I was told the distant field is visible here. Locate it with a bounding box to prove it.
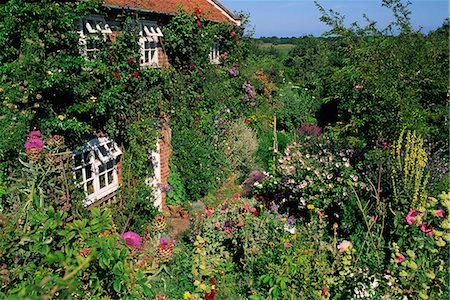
[258,43,295,56]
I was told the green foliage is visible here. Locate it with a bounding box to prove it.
[274,87,321,131]
[0,206,151,298]
[166,163,188,206]
[386,192,450,300]
[171,127,227,201]
[312,2,448,143]
[223,119,259,180]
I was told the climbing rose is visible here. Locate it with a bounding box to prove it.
[127,57,134,64]
[114,72,119,78]
[396,253,405,263]
[337,240,352,254]
[121,231,142,249]
[406,209,424,225]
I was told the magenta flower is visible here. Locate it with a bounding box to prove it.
[121,231,142,249]
[406,209,424,225]
[28,130,43,138]
[396,253,405,264]
[159,236,171,246]
[419,222,434,236]
[24,138,44,150]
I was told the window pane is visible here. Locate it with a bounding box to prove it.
[74,154,82,167]
[75,169,83,183]
[99,163,105,174]
[83,151,92,163]
[99,174,106,189]
[85,165,92,179]
[106,160,114,170]
[87,180,94,195]
[108,170,114,184]
[98,145,108,157]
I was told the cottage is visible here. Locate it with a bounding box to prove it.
[74,0,240,208]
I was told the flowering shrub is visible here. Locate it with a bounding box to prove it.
[253,134,368,219]
[385,192,450,299]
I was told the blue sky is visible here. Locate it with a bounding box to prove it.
[221,0,449,37]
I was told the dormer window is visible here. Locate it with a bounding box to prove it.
[139,21,163,67]
[209,42,220,64]
[73,137,122,207]
[78,15,112,59]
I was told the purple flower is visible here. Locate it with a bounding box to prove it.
[160,236,171,246]
[24,138,44,150]
[161,185,173,193]
[121,231,142,249]
[229,67,239,76]
[28,130,43,138]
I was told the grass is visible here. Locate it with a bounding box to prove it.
[257,43,295,56]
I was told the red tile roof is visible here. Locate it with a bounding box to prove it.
[103,0,240,25]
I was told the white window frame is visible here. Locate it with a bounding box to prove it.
[138,21,163,67]
[78,15,112,59]
[209,42,220,64]
[73,137,122,207]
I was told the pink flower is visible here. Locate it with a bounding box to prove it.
[233,193,240,199]
[353,85,363,89]
[435,209,445,218]
[237,221,244,227]
[406,209,424,225]
[214,222,221,228]
[419,222,434,236]
[159,236,171,246]
[337,240,352,254]
[24,137,44,150]
[28,130,42,138]
[396,253,405,263]
[121,231,142,249]
[205,208,214,216]
[284,241,290,248]
[243,204,251,211]
[197,20,202,27]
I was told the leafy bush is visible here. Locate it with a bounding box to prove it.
[223,119,259,180]
[171,127,228,201]
[0,207,151,298]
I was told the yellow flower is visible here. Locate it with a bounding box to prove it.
[307,204,314,210]
[183,291,191,299]
[58,115,66,121]
[292,234,297,240]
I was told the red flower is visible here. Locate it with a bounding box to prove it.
[127,57,134,64]
[233,61,239,67]
[396,253,405,263]
[197,20,202,27]
[194,7,202,15]
[210,277,216,285]
[114,72,119,78]
[253,211,259,217]
[133,71,139,77]
[233,193,240,199]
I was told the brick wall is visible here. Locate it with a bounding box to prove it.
[158,113,171,209]
[158,47,169,68]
